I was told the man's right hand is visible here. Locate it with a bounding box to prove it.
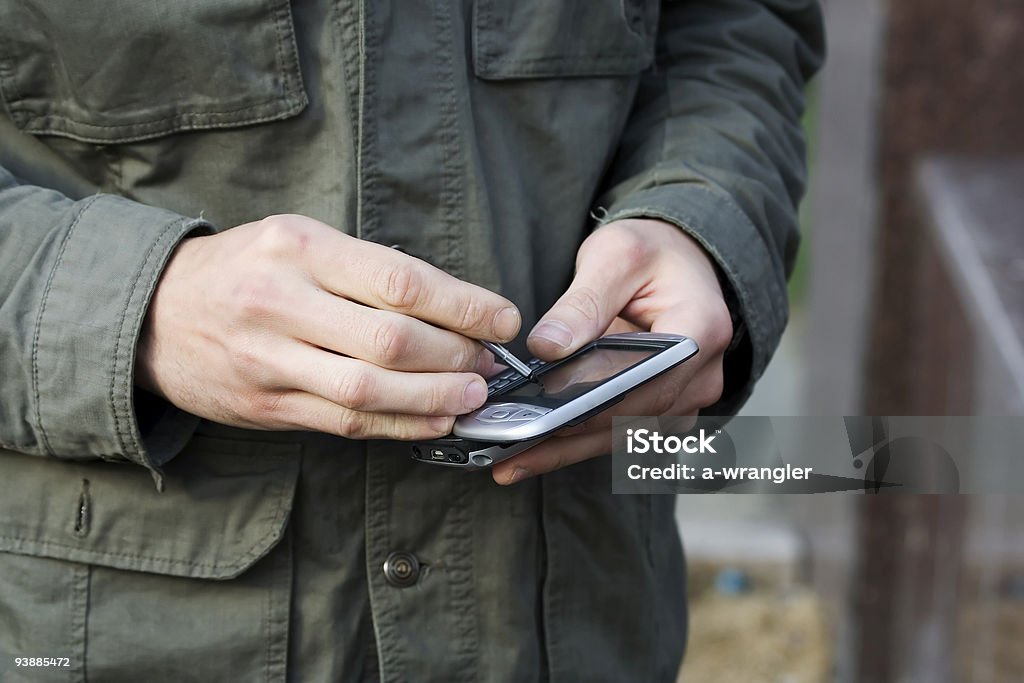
[134,214,520,440]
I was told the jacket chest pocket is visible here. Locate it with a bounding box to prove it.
[472,0,659,79]
[0,0,307,143]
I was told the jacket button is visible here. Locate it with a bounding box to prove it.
[382,551,420,588]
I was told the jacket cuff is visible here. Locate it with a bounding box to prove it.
[33,193,211,484]
[599,183,788,415]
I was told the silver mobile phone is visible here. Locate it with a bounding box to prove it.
[411,332,699,469]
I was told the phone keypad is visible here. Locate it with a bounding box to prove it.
[486,357,547,396]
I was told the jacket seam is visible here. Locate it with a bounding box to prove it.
[435,0,464,278]
[0,52,16,120]
[31,195,101,457]
[273,0,307,103]
[10,101,307,145]
[9,97,301,130]
[108,216,183,462]
[0,440,41,453]
[355,0,379,242]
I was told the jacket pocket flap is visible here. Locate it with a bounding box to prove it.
[0,0,307,143]
[0,435,300,579]
[473,0,657,80]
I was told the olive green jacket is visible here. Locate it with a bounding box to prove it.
[0,1,823,681]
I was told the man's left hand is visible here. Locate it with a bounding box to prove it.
[492,218,734,485]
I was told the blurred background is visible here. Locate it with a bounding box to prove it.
[675,0,1024,681]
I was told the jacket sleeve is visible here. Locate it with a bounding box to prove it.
[0,164,212,484]
[595,0,825,414]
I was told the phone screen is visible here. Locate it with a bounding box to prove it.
[500,348,659,403]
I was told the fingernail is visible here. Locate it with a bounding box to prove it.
[493,307,521,341]
[463,379,487,410]
[529,320,573,350]
[507,466,531,485]
[430,416,453,433]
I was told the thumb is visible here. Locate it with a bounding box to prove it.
[527,257,639,360]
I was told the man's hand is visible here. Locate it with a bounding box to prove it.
[136,214,519,440]
[492,218,733,484]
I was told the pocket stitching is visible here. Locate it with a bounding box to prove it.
[271,0,307,109]
[9,97,308,144]
[0,53,19,122]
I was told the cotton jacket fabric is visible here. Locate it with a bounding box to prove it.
[0,1,823,680]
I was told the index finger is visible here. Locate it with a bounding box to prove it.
[313,235,520,342]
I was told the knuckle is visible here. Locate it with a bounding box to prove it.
[609,225,651,268]
[249,389,285,419]
[372,320,409,366]
[230,274,280,319]
[255,215,308,257]
[585,223,650,269]
[231,339,268,382]
[377,264,423,310]
[453,341,480,372]
[389,417,419,441]
[335,410,366,439]
[430,416,455,436]
[561,286,602,324]
[336,368,375,410]
[705,301,734,353]
[425,381,455,415]
[454,297,489,333]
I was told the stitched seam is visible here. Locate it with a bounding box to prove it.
[0,52,17,120]
[474,0,494,72]
[333,0,361,130]
[115,219,197,463]
[265,543,272,683]
[0,440,42,453]
[68,563,90,682]
[31,196,101,457]
[109,216,182,461]
[0,445,142,460]
[9,97,299,131]
[365,445,396,679]
[449,470,478,682]
[435,0,463,277]
[357,1,380,241]
[484,53,647,66]
[270,0,294,103]
[273,0,307,103]
[11,102,305,145]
